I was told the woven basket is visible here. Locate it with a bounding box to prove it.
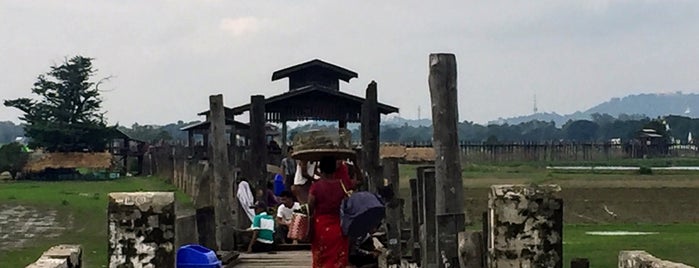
[291,129,356,161]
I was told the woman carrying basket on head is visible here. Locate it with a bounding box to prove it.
[307,155,351,268]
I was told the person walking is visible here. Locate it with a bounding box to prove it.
[307,156,349,268]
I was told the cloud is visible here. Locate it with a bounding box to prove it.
[219,16,263,36]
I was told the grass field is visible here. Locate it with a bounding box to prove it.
[1,161,698,267]
[0,177,192,267]
[564,224,699,267]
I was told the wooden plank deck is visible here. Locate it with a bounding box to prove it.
[229,250,312,267]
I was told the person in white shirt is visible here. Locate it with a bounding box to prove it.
[291,160,319,203]
[276,190,302,244]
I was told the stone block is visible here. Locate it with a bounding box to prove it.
[619,250,694,268]
[26,244,81,268]
[108,192,176,268]
[487,184,563,268]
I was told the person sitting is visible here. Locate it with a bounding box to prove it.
[246,201,276,253]
[275,190,302,244]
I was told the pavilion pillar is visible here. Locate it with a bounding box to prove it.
[429,53,467,267]
[361,81,381,192]
[250,95,267,190]
[210,94,236,250]
[281,121,288,156]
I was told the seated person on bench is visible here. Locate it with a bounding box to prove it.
[246,201,275,253]
[275,190,301,244]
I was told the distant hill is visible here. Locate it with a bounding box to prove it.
[491,92,699,126]
[382,116,432,127]
[0,121,24,144]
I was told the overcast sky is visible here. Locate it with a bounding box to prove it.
[2,0,699,126]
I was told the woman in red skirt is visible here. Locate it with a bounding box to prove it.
[307,156,350,268]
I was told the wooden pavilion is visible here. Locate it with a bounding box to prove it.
[198,58,398,191]
[199,59,398,148]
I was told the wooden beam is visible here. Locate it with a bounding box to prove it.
[209,94,236,250]
[361,81,381,192]
[382,157,402,265]
[429,53,466,267]
[281,121,288,157]
[418,166,437,268]
[409,178,421,263]
[250,95,267,190]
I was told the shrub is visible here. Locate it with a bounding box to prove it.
[638,166,653,175]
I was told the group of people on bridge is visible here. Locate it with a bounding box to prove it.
[237,146,384,268]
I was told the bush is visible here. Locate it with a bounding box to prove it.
[638,166,653,175]
[0,142,28,179]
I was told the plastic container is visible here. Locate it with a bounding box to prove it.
[273,174,285,196]
[176,244,221,268]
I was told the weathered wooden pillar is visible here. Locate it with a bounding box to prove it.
[458,231,483,268]
[409,178,421,263]
[382,157,402,264]
[487,185,563,268]
[361,81,381,192]
[281,121,288,156]
[210,94,236,251]
[108,192,176,267]
[250,95,267,189]
[418,166,437,268]
[429,53,466,267]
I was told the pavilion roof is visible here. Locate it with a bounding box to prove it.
[198,84,398,123]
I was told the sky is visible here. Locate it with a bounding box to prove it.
[1,0,699,126]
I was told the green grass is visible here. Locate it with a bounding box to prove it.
[564,224,699,267]
[0,177,192,267]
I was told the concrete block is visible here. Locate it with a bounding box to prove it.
[619,250,694,268]
[108,192,176,268]
[25,244,81,268]
[487,184,563,268]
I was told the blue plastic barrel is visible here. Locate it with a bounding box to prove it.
[177,244,221,268]
[274,173,285,196]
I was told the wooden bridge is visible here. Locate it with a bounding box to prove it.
[227,251,312,267]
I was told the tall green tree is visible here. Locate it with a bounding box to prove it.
[4,56,113,152]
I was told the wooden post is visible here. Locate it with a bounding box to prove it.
[361,81,381,192]
[409,178,421,263]
[571,258,590,268]
[419,166,437,268]
[250,95,267,190]
[429,53,466,267]
[457,231,483,268]
[382,157,402,264]
[281,121,288,157]
[209,94,236,251]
